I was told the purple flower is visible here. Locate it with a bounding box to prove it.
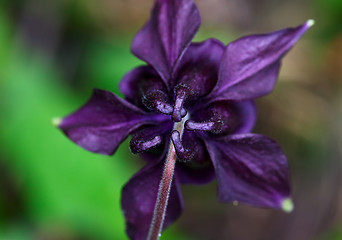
[56,0,313,239]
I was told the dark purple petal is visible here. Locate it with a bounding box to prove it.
[176,130,216,185]
[121,161,183,240]
[190,100,257,136]
[212,20,313,101]
[205,134,291,209]
[172,38,225,96]
[119,66,167,109]
[131,0,201,87]
[216,61,281,101]
[59,89,165,155]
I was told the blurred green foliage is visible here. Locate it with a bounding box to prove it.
[0,5,132,239]
[0,28,127,240]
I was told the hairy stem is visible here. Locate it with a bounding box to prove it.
[147,115,188,240]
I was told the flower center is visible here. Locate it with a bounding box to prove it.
[130,89,225,162]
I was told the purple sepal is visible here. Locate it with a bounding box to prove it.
[121,161,183,240]
[205,134,291,208]
[172,39,225,96]
[59,89,161,155]
[213,21,312,101]
[131,0,201,86]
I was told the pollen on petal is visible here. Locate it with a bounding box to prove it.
[281,198,294,213]
[51,117,62,127]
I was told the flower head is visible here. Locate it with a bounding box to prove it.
[57,0,312,239]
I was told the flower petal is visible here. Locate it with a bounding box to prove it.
[121,161,183,240]
[213,20,313,101]
[59,89,164,155]
[190,100,257,135]
[173,38,225,99]
[119,66,167,109]
[131,0,201,87]
[205,134,291,209]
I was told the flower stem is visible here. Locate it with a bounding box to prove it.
[147,116,188,240]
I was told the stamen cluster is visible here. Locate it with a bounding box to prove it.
[130,86,224,162]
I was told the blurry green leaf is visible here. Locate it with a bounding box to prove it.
[82,36,143,96]
[0,3,13,80]
[0,39,140,239]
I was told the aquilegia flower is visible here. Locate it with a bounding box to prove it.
[56,0,313,239]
